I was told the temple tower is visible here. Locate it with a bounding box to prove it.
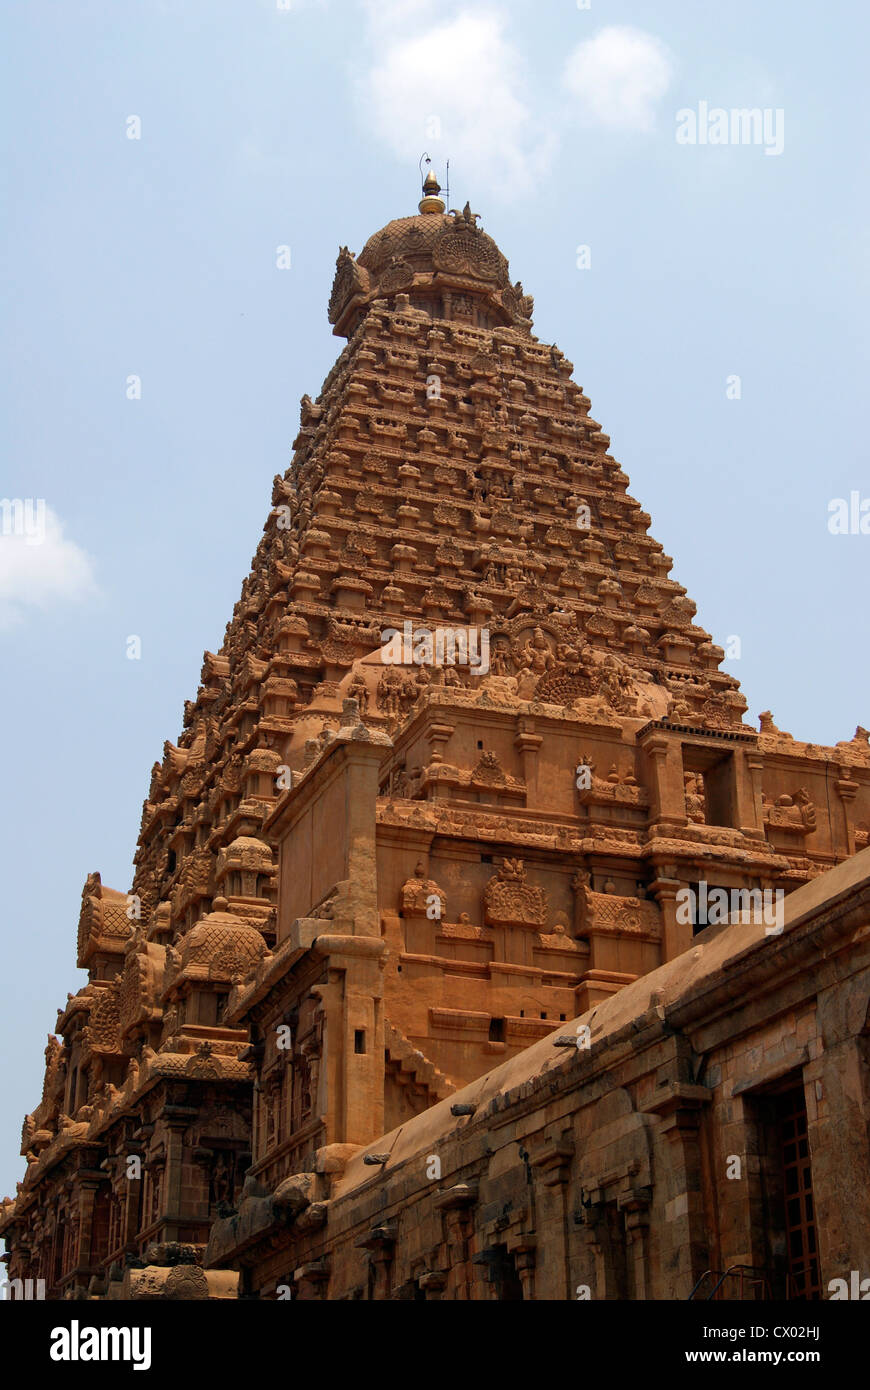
[3,177,868,1299]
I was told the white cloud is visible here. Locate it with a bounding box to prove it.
[0,504,98,629]
[563,26,674,132]
[359,9,555,201]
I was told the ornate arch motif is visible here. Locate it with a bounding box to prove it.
[434,224,501,281]
[379,256,414,293]
[483,860,548,930]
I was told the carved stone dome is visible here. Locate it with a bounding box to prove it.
[359,212,506,281]
[175,900,267,984]
[328,204,534,339]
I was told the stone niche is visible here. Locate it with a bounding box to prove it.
[639,722,762,838]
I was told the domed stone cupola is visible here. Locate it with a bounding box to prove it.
[160,898,269,1033]
[328,170,534,339]
[173,898,268,986]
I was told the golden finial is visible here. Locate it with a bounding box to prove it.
[419,165,446,215]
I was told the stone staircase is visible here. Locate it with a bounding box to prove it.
[384,1020,457,1112]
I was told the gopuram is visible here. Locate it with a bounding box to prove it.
[3,172,870,1301]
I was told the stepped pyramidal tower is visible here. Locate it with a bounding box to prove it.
[3,173,869,1302]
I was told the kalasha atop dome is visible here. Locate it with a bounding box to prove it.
[328,170,534,339]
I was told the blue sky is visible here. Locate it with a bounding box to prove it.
[1,0,867,1196]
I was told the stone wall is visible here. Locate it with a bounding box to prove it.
[208,848,870,1299]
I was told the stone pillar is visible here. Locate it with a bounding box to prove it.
[835,773,859,856]
[643,1082,712,1297]
[650,874,689,962]
[434,1182,477,1301]
[734,749,764,838]
[77,1178,101,1282]
[619,1186,652,1300]
[251,1078,261,1165]
[425,721,455,768]
[419,1270,446,1300]
[642,734,687,832]
[294,1259,330,1300]
[570,1214,600,1301]
[507,1236,536,1301]
[745,753,767,839]
[529,1140,574,1299]
[161,1105,197,1239]
[142,1155,163,1235]
[122,1145,144,1250]
[804,982,870,1285]
[514,723,543,803]
[359,1224,397,1300]
[576,1198,620,1299]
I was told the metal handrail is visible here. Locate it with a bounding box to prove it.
[688,1264,778,1301]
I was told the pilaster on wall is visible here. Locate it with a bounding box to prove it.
[434,1182,477,1301]
[76,1177,102,1288]
[744,752,767,839]
[528,1139,573,1300]
[122,1146,144,1250]
[835,773,860,857]
[161,1105,198,1240]
[650,875,690,963]
[641,733,687,833]
[620,1185,652,1301]
[805,975,870,1286]
[642,1082,712,1297]
[514,719,543,803]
